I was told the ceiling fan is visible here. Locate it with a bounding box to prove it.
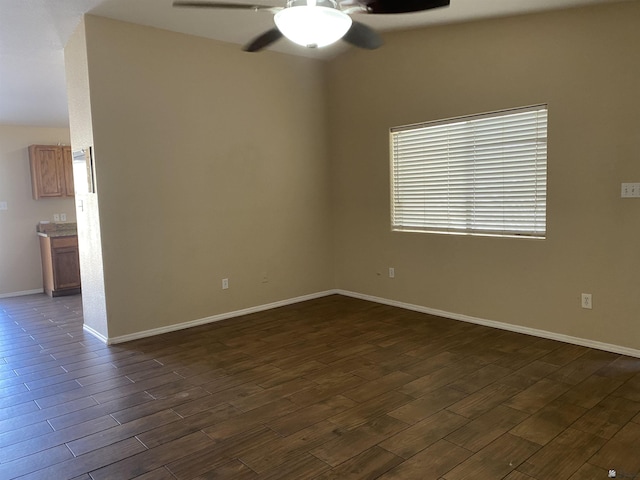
[172,0,450,52]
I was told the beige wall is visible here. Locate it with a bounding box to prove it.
[327,2,640,350]
[72,16,333,338]
[0,125,74,297]
[65,3,640,350]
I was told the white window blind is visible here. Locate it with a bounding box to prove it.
[390,105,548,238]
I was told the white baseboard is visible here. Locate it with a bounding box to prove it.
[103,290,338,345]
[82,287,640,358]
[82,324,109,344]
[0,288,44,299]
[336,289,640,359]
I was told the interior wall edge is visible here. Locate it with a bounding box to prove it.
[83,282,640,359]
[98,289,340,345]
[335,289,640,360]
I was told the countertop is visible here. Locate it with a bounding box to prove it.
[37,231,77,238]
[36,222,77,238]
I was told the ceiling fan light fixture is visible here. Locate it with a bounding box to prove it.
[274,5,352,48]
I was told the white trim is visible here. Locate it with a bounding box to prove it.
[0,289,44,299]
[104,290,338,345]
[82,324,109,344]
[82,287,640,358]
[336,289,640,359]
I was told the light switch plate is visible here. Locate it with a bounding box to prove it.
[0,201,7,210]
[621,183,640,198]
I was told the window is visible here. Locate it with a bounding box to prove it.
[390,105,548,238]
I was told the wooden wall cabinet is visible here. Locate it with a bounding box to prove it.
[29,145,74,199]
[39,235,81,297]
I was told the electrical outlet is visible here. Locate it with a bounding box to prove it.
[53,213,60,221]
[389,267,395,278]
[0,201,7,210]
[60,213,67,222]
[222,278,229,290]
[581,293,592,309]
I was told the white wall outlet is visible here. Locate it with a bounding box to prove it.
[60,213,67,221]
[0,201,7,210]
[53,213,60,221]
[581,293,592,309]
[222,278,229,290]
[389,267,395,278]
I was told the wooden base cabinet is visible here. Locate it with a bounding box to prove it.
[39,236,81,297]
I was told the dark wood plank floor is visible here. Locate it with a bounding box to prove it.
[1,293,639,479]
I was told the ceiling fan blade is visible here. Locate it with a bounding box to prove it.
[342,21,383,50]
[360,0,449,14]
[243,28,283,52]
[172,1,277,11]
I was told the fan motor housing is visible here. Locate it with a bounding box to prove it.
[286,0,341,10]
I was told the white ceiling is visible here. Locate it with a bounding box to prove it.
[0,0,631,127]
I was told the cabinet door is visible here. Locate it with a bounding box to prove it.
[51,245,81,290]
[29,145,65,199]
[62,146,75,197]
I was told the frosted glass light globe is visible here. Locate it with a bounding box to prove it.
[274,5,352,48]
